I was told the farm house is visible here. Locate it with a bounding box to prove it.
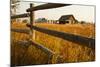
[59,14,77,24]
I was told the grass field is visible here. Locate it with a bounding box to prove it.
[11,22,95,65]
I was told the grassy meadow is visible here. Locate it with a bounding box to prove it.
[11,22,95,65]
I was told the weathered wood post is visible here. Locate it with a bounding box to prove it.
[29,3,35,40]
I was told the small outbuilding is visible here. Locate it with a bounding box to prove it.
[59,14,76,24]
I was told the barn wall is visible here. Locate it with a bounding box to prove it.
[69,16,75,24]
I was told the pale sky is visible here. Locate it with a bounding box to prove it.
[15,1,95,22]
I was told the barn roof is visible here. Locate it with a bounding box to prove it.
[59,14,75,21]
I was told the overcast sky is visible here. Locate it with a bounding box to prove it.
[15,1,95,22]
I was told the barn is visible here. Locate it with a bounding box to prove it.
[59,14,76,24]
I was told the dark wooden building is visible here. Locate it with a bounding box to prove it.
[59,14,76,24]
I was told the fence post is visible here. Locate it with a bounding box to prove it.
[29,3,35,40]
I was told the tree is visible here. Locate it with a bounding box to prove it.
[11,0,20,15]
[11,0,20,23]
[35,18,47,23]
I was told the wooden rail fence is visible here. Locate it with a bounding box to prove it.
[26,24,95,49]
[11,13,30,19]
[11,3,95,65]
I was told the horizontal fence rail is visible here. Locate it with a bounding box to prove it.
[27,24,95,49]
[11,28,30,34]
[14,40,54,55]
[29,40,55,55]
[11,13,30,19]
[13,40,57,64]
[27,3,71,12]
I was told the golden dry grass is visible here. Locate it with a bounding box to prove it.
[35,23,95,62]
[11,22,95,65]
